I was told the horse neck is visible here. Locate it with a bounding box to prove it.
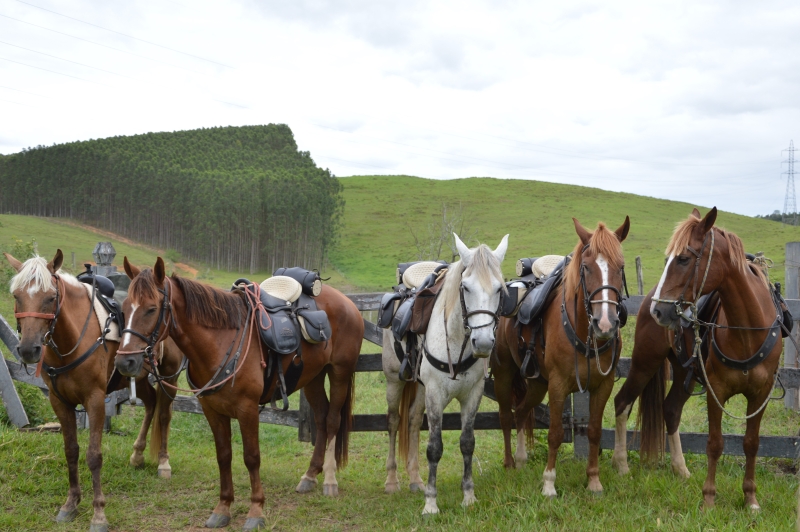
[716,261,776,338]
[428,289,467,356]
[48,280,101,362]
[563,281,590,340]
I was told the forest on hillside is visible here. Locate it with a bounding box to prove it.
[0,125,343,273]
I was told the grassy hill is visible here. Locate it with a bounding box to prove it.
[331,175,800,290]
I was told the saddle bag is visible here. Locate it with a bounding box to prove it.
[392,296,415,342]
[258,307,300,355]
[378,291,403,329]
[409,272,447,334]
[297,309,331,343]
[273,267,322,297]
[515,257,538,277]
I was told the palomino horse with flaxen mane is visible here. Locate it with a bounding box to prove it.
[613,208,784,510]
[389,234,508,515]
[116,257,363,530]
[5,250,183,532]
[492,217,630,496]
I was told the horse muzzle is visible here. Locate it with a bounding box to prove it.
[651,301,680,329]
[16,341,42,365]
[115,353,144,377]
[470,333,495,358]
[590,314,619,339]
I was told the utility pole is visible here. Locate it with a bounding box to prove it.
[782,140,797,226]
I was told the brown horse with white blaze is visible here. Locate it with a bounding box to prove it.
[492,217,629,496]
[5,250,183,532]
[116,257,363,530]
[617,208,782,511]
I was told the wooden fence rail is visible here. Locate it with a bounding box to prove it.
[2,293,799,458]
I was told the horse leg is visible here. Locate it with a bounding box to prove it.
[494,367,516,469]
[297,371,328,493]
[239,408,266,530]
[319,368,352,497]
[542,384,566,499]
[587,377,614,494]
[384,375,403,494]
[458,383,484,507]
[203,408,234,528]
[154,382,176,479]
[406,382,426,492]
[422,390,444,515]
[52,400,81,523]
[86,394,109,532]
[702,381,729,510]
[129,376,156,469]
[663,358,693,479]
[514,381,548,469]
[742,389,770,511]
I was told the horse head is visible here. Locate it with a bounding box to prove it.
[453,233,509,357]
[569,216,630,339]
[4,250,63,364]
[650,207,723,329]
[116,256,169,377]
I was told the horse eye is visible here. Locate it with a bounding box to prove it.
[145,307,157,315]
[677,256,691,266]
[463,286,470,293]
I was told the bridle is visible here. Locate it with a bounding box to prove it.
[651,229,715,316]
[118,277,175,358]
[563,245,628,393]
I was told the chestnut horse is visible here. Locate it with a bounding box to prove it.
[116,257,363,530]
[614,208,783,510]
[5,250,183,532]
[492,217,629,496]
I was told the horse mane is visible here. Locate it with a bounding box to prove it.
[564,222,625,294]
[441,244,505,321]
[128,270,243,329]
[10,256,55,294]
[665,214,748,275]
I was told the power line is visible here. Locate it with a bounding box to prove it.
[15,0,235,69]
[0,56,109,86]
[0,40,132,78]
[0,13,207,75]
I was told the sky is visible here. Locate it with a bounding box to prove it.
[1,0,799,216]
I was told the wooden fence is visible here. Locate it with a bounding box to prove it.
[2,291,799,459]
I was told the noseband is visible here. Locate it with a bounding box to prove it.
[118,278,175,358]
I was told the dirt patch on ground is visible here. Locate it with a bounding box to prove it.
[51,218,160,251]
[174,262,198,277]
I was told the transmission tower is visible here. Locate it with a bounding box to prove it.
[783,140,797,226]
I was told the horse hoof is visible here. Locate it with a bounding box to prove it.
[748,503,761,513]
[589,489,604,497]
[243,517,266,530]
[385,482,399,494]
[130,453,144,468]
[323,484,339,497]
[461,493,478,507]
[296,478,317,493]
[157,468,172,480]
[56,509,77,523]
[90,523,109,532]
[205,513,231,528]
[409,483,424,493]
[422,503,439,516]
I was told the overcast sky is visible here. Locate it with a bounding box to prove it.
[1,0,799,216]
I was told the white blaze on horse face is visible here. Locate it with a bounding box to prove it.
[121,303,139,348]
[595,254,613,333]
[650,254,675,316]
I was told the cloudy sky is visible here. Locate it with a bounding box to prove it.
[1,0,799,216]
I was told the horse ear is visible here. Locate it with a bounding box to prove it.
[47,249,63,274]
[615,216,630,242]
[493,234,509,262]
[454,233,472,266]
[123,257,141,279]
[154,257,166,285]
[572,218,591,245]
[691,208,701,219]
[3,252,23,273]
[701,207,717,234]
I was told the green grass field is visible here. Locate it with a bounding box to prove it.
[1,177,799,530]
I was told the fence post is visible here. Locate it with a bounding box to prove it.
[572,392,589,458]
[785,242,800,411]
[0,314,30,428]
[298,389,314,443]
[635,256,644,295]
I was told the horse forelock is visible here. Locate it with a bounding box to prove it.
[442,244,505,321]
[9,256,55,295]
[665,216,748,276]
[565,223,624,294]
[128,269,160,305]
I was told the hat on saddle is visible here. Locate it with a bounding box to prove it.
[402,261,445,289]
[259,275,303,304]
[532,255,564,279]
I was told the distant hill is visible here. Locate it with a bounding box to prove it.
[331,175,800,291]
[0,125,343,273]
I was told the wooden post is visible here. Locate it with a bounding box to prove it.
[0,314,30,428]
[298,388,314,443]
[71,251,76,271]
[572,392,589,458]
[635,256,644,295]
[784,242,800,411]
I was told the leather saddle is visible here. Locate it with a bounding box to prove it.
[76,265,124,333]
[516,257,567,325]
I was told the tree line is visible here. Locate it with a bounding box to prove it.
[0,125,344,273]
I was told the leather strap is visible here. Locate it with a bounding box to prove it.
[560,303,615,358]
[14,312,56,319]
[423,342,479,374]
[711,317,782,372]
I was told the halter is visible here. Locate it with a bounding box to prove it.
[563,245,627,393]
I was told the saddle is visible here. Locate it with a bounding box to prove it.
[76,264,125,334]
[377,261,449,380]
[514,256,567,325]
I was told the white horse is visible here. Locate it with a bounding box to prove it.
[383,234,508,514]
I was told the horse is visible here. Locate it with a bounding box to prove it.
[614,207,783,511]
[115,257,363,530]
[492,217,630,496]
[5,250,183,532]
[389,234,508,515]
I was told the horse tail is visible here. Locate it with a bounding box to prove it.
[511,372,536,449]
[335,373,355,470]
[148,383,172,461]
[398,380,418,465]
[636,358,668,464]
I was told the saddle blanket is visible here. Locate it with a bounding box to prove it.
[80,282,120,342]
